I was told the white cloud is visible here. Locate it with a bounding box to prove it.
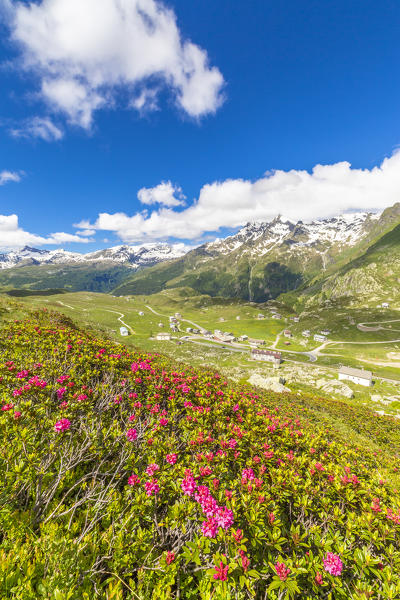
[7,0,224,129]
[131,87,159,113]
[0,170,23,185]
[10,117,63,141]
[76,229,96,237]
[0,214,92,250]
[77,151,400,242]
[138,181,186,207]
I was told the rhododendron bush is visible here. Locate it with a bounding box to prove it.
[0,310,399,599]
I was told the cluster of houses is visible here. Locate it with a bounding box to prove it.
[302,329,330,342]
[212,329,238,343]
[169,315,179,332]
[140,310,376,391]
[186,327,202,335]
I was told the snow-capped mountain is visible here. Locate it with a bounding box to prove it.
[1,205,398,302]
[205,212,381,259]
[0,243,188,270]
[113,207,399,301]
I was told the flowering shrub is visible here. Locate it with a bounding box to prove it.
[0,309,399,599]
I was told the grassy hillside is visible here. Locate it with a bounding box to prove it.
[0,304,400,599]
[285,221,400,311]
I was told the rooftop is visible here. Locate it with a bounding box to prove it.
[339,366,372,380]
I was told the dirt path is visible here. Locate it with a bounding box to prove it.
[105,310,135,334]
[57,301,76,310]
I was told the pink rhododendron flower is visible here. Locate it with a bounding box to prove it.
[241,468,255,482]
[201,517,218,538]
[144,479,159,496]
[128,474,141,486]
[166,551,175,565]
[56,387,66,399]
[241,554,250,571]
[181,474,197,496]
[315,572,324,585]
[146,463,160,476]
[323,553,343,576]
[54,418,71,432]
[233,529,243,543]
[213,561,229,581]
[16,370,29,379]
[126,428,138,441]
[215,507,234,530]
[275,562,290,581]
[166,454,177,464]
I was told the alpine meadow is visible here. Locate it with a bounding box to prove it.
[0,1,400,599]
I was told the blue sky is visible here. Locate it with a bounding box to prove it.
[1,0,400,252]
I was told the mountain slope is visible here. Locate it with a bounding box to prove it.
[0,243,187,293]
[113,209,397,301]
[291,219,400,308]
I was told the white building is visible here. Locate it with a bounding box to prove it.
[382,302,390,308]
[158,322,164,328]
[156,332,172,341]
[251,349,282,366]
[272,314,282,320]
[302,330,311,337]
[175,312,182,319]
[320,329,330,336]
[248,338,265,347]
[138,311,144,316]
[314,334,327,342]
[338,366,372,387]
[257,313,265,320]
[120,327,129,336]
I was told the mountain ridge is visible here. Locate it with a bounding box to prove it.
[1,205,399,300]
[112,208,397,301]
[0,242,187,270]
